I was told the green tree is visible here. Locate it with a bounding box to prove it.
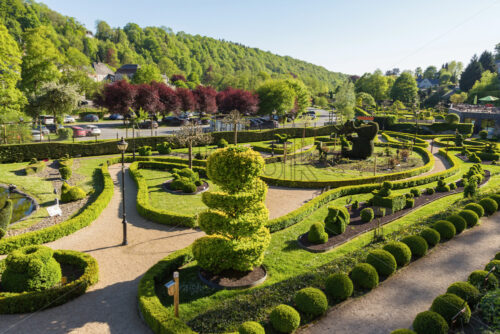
[478,51,496,73]
[439,69,452,85]
[131,64,163,84]
[459,55,483,92]
[448,61,463,84]
[356,92,375,109]
[334,81,356,121]
[21,26,63,94]
[415,67,423,77]
[423,66,437,79]
[66,47,90,68]
[355,70,389,101]
[467,71,500,102]
[284,78,311,115]
[390,72,418,105]
[256,80,295,117]
[27,83,80,122]
[450,92,467,104]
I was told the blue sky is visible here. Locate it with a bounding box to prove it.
[40,0,500,75]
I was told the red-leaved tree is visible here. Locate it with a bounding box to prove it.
[134,83,161,114]
[216,87,259,115]
[176,87,196,112]
[94,80,137,115]
[171,74,187,82]
[152,82,180,115]
[193,85,217,114]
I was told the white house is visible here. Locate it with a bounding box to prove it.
[416,77,440,89]
[90,62,115,82]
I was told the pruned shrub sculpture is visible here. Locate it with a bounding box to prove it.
[333,120,379,159]
[324,206,350,235]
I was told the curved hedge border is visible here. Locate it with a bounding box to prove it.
[0,249,98,313]
[251,137,315,154]
[261,143,435,188]
[382,131,429,148]
[0,163,114,254]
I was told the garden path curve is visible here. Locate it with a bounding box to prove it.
[299,213,500,334]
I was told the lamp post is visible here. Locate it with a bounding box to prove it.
[117,137,129,246]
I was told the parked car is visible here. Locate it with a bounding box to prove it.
[71,126,87,137]
[31,130,44,141]
[85,125,101,136]
[304,111,317,119]
[163,116,187,126]
[109,113,124,120]
[83,114,99,122]
[249,118,278,129]
[40,115,54,125]
[138,120,159,129]
[34,126,50,135]
[46,124,64,133]
[64,115,76,123]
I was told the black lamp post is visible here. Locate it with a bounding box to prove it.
[117,137,129,246]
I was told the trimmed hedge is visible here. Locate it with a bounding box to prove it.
[269,304,301,333]
[238,321,265,334]
[458,210,479,228]
[360,208,374,222]
[401,235,428,258]
[412,311,449,334]
[430,293,471,324]
[485,260,500,279]
[479,198,498,216]
[383,242,412,267]
[366,249,397,276]
[463,203,484,217]
[419,228,440,247]
[468,270,499,291]
[350,263,379,290]
[390,330,416,334]
[294,287,328,316]
[308,222,328,244]
[0,250,98,313]
[431,221,456,241]
[446,281,481,308]
[325,272,353,301]
[445,215,466,234]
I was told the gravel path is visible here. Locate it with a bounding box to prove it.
[299,213,500,334]
[266,186,321,219]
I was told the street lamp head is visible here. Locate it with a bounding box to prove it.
[117,137,128,152]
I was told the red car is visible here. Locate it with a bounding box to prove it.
[71,126,87,137]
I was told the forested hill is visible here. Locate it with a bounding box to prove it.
[1,0,346,94]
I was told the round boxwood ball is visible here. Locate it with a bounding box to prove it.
[238,321,265,334]
[485,260,500,279]
[294,287,328,316]
[401,235,428,258]
[269,304,301,333]
[383,242,412,267]
[412,311,449,334]
[458,210,479,228]
[350,263,379,290]
[360,208,374,222]
[479,198,498,216]
[445,215,467,234]
[325,272,353,301]
[419,228,440,247]
[488,194,500,207]
[366,249,397,276]
[390,329,416,334]
[446,281,481,308]
[430,293,471,324]
[431,220,456,240]
[464,203,484,217]
[468,270,499,291]
[308,222,328,244]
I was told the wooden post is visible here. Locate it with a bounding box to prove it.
[174,271,179,318]
[283,141,287,164]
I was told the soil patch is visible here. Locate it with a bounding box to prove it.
[456,154,496,165]
[163,180,209,195]
[198,266,267,290]
[298,170,490,252]
[59,261,84,284]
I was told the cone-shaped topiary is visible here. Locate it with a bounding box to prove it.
[445,215,466,234]
[430,293,471,324]
[419,228,440,247]
[269,304,300,333]
[383,242,412,267]
[431,221,456,240]
[350,263,379,290]
[468,270,498,291]
[464,203,484,217]
[1,245,62,292]
[446,281,481,308]
[479,198,498,216]
[238,321,265,334]
[458,210,479,227]
[193,147,271,274]
[308,222,328,244]
[0,199,13,239]
[366,249,397,276]
[412,311,449,334]
[485,260,500,279]
[401,235,428,258]
[294,287,328,316]
[325,272,353,301]
[324,206,350,235]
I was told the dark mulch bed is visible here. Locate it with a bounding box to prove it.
[163,180,209,195]
[298,170,491,253]
[456,154,496,165]
[198,266,267,290]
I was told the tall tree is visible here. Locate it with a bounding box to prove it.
[334,81,356,121]
[415,67,423,77]
[423,66,438,79]
[459,55,483,92]
[478,51,496,73]
[94,80,137,115]
[152,82,180,115]
[176,87,196,112]
[216,87,259,114]
[256,80,295,117]
[355,70,389,101]
[193,85,217,114]
[131,64,163,84]
[26,83,80,122]
[390,72,418,105]
[467,71,500,102]
[134,83,160,114]
[284,78,311,116]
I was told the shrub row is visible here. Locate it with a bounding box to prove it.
[0,250,98,313]
[251,137,314,154]
[386,122,473,135]
[382,131,429,147]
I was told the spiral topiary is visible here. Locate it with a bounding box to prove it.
[308,222,328,244]
[464,203,484,217]
[412,311,449,334]
[419,228,440,247]
[458,209,479,228]
[350,263,379,290]
[430,293,471,324]
[324,206,350,235]
[1,245,62,292]
[479,198,498,216]
[401,235,428,258]
[383,242,412,267]
[446,281,481,308]
[366,249,397,276]
[445,215,466,234]
[193,147,271,274]
[269,304,301,333]
[485,260,500,279]
[360,208,374,222]
[468,270,499,291]
[431,220,456,240]
[238,321,265,334]
[325,272,353,301]
[294,287,328,316]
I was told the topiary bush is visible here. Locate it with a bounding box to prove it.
[401,235,428,258]
[217,138,228,148]
[410,188,421,197]
[294,287,328,317]
[496,252,500,260]
[479,129,488,140]
[412,311,449,334]
[479,198,498,216]
[1,245,62,292]
[60,182,86,203]
[445,215,466,234]
[426,188,435,195]
[325,272,353,301]
[446,281,481,308]
[435,177,450,192]
[350,263,379,290]
[458,209,479,228]
[0,200,13,240]
[390,330,416,334]
[485,260,500,279]
[430,293,471,324]
[269,304,301,333]
[449,182,457,190]
[383,242,412,267]
[238,321,265,334]
[157,142,173,154]
[419,228,440,247]
[59,166,72,180]
[478,289,500,331]
[468,270,499,291]
[489,194,500,208]
[138,146,153,156]
[193,147,271,273]
[360,208,374,222]
[366,249,397,276]
[169,167,200,194]
[324,206,350,235]
[431,220,456,240]
[308,222,328,244]
[464,203,484,217]
[351,200,359,210]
